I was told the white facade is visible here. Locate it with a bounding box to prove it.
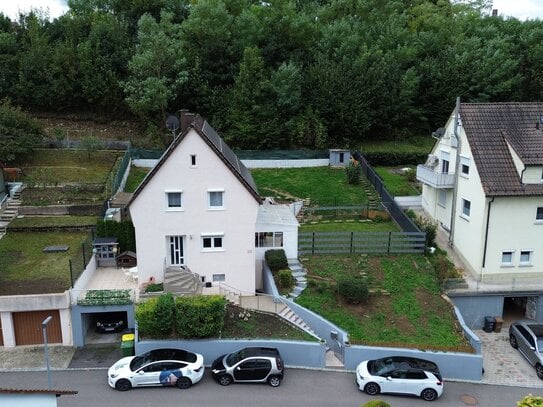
[130,129,260,294]
[418,103,543,283]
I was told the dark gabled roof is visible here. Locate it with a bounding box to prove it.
[0,388,78,396]
[128,116,261,207]
[459,102,543,197]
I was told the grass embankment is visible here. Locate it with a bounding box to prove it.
[8,216,97,228]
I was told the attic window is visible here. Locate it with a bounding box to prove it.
[190,154,197,167]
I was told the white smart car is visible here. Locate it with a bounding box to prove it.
[108,348,204,391]
[356,356,443,401]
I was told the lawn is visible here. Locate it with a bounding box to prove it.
[8,216,98,228]
[0,231,90,295]
[251,167,374,205]
[296,254,470,351]
[374,166,421,197]
[300,220,398,232]
[16,148,121,183]
[124,166,150,193]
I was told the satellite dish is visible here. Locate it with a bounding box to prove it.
[166,115,180,137]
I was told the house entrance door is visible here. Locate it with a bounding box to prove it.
[168,235,185,266]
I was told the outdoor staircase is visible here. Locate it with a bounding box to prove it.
[0,188,23,238]
[287,258,308,299]
[163,266,202,295]
[278,306,319,340]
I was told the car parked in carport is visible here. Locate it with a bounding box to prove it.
[211,347,284,387]
[509,320,543,379]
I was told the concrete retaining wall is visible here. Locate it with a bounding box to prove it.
[136,338,326,368]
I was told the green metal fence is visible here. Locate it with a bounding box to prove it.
[69,229,95,287]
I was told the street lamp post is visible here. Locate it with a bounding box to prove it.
[42,316,53,390]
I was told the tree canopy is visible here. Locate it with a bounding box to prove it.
[0,0,542,149]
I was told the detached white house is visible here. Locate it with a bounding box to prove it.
[127,112,298,295]
[417,100,543,326]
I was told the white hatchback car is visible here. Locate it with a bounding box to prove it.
[356,356,443,401]
[108,348,204,391]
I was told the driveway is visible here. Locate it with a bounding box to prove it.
[478,323,542,387]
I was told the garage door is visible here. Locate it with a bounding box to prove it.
[13,310,62,345]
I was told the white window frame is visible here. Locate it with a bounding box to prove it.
[536,207,543,223]
[519,250,533,267]
[165,190,183,211]
[460,156,470,178]
[212,274,225,282]
[201,233,224,251]
[255,232,284,248]
[208,189,225,210]
[461,198,471,220]
[440,151,450,174]
[437,190,447,208]
[501,250,514,267]
[190,154,197,167]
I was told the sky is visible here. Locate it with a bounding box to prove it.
[0,0,542,21]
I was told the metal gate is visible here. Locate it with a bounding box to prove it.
[13,310,62,345]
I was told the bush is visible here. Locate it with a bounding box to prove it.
[135,297,159,337]
[154,293,176,337]
[412,215,436,248]
[345,161,361,184]
[337,276,369,304]
[265,249,288,272]
[96,220,136,252]
[145,283,163,292]
[175,295,227,338]
[277,269,294,289]
[518,394,543,407]
[361,400,391,407]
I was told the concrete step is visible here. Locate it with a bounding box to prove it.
[291,270,306,278]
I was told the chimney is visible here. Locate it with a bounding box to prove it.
[179,109,195,132]
[492,9,498,16]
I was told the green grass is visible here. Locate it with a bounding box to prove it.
[374,166,421,196]
[124,166,149,193]
[296,254,469,350]
[8,216,98,228]
[361,136,435,153]
[300,220,398,232]
[251,167,371,205]
[0,231,90,295]
[16,148,121,183]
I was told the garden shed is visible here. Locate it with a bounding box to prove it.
[117,250,137,268]
[329,149,351,167]
[92,237,119,267]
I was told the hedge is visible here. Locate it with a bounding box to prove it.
[363,151,428,166]
[175,295,227,338]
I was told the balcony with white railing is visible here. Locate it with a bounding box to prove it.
[416,165,455,189]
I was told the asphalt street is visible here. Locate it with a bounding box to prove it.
[1,368,542,407]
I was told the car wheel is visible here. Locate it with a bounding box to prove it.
[536,364,543,380]
[509,334,518,349]
[176,377,192,389]
[218,374,233,386]
[115,379,131,392]
[267,375,282,387]
[421,388,438,401]
[364,382,380,396]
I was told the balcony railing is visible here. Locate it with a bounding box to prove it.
[416,164,455,188]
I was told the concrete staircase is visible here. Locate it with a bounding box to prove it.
[287,258,308,299]
[278,306,319,340]
[0,188,22,238]
[163,266,202,294]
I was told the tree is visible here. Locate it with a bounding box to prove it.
[80,135,103,160]
[123,11,187,123]
[0,100,44,162]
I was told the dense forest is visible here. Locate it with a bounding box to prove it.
[0,0,542,150]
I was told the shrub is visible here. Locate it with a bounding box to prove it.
[518,394,543,407]
[337,276,369,304]
[135,298,159,337]
[265,249,288,272]
[361,400,391,407]
[175,295,227,338]
[154,293,176,337]
[145,283,164,292]
[404,167,416,182]
[345,161,361,184]
[412,215,436,248]
[277,269,294,289]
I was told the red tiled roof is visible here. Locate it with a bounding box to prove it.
[459,102,543,197]
[0,388,78,396]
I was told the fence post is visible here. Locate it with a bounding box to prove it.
[312,232,315,255]
[387,232,392,254]
[69,259,74,288]
[82,242,86,267]
[350,231,354,254]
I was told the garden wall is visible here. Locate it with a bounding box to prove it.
[135,338,326,368]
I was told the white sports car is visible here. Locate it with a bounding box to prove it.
[108,348,204,391]
[356,356,443,401]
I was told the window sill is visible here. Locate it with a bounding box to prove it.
[208,207,225,211]
[437,203,446,209]
[166,208,184,212]
[459,214,470,221]
[519,264,533,268]
[201,249,225,253]
[534,221,543,225]
[500,264,514,268]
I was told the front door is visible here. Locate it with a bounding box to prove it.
[168,235,185,266]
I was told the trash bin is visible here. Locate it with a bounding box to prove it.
[120,333,135,357]
[494,317,504,333]
[483,316,496,333]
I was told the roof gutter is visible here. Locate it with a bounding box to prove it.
[448,97,461,246]
[481,196,495,270]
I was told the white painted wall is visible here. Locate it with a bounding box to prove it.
[523,166,543,184]
[130,129,260,294]
[0,394,59,407]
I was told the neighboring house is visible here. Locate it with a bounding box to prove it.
[127,112,298,295]
[0,389,77,406]
[417,100,543,327]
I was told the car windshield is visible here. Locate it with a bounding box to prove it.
[369,359,397,376]
[226,349,245,366]
[130,356,148,371]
